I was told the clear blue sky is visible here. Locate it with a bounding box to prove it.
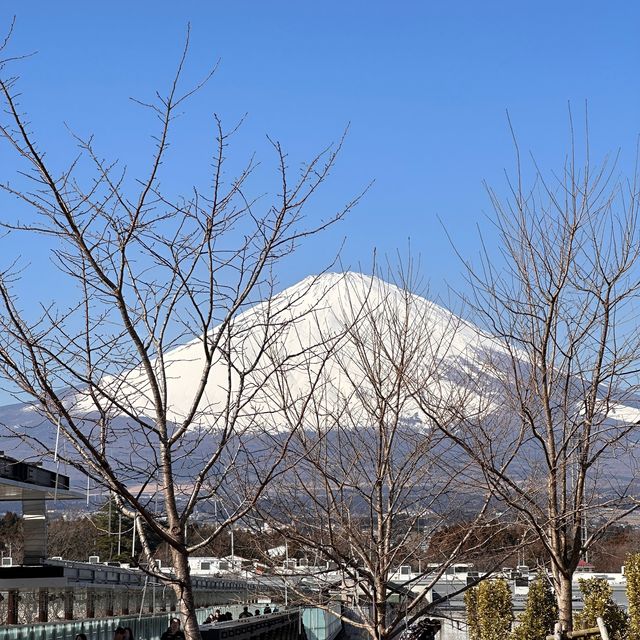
[0,2,638,403]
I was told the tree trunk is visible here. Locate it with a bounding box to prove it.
[557,573,573,632]
[373,573,387,640]
[375,600,386,640]
[172,548,201,640]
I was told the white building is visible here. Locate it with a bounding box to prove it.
[188,555,252,575]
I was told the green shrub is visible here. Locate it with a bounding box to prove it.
[511,574,557,640]
[476,579,513,640]
[575,577,628,640]
[626,553,640,640]
[465,586,480,640]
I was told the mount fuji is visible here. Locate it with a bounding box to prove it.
[0,273,495,471]
[1,271,638,493]
[68,270,515,442]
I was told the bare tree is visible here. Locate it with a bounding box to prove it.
[256,269,508,640]
[0,26,362,639]
[415,124,640,630]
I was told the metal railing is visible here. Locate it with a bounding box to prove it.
[0,604,341,640]
[0,604,245,640]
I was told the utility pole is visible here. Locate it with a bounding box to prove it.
[284,540,289,607]
[231,528,235,572]
[117,513,122,556]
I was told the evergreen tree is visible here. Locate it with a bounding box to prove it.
[575,577,628,640]
[511,574,557,640]
[626,553,640,640]
[477,579,513,640]
[91,499,135,562]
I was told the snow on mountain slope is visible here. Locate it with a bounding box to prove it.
[70,271,502,430]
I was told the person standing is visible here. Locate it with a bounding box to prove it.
[161,618,186,640]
